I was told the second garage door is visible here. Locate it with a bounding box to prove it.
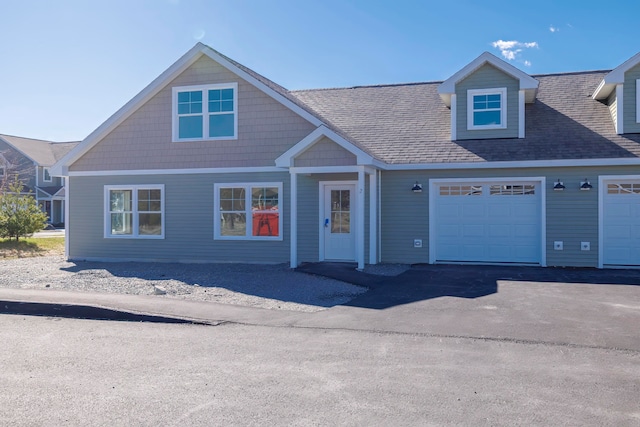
[432,180,543,264]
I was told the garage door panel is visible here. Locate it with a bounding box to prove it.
[434,181,542,264]
[603,182,640,266]
[488,224,510,237]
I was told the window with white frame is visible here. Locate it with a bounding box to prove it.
[43,167,52,182]
[0,167,4,178]
[467,87,507,130]
[172,83,238,141]
[105,185,164,238]
[214,183,282,240]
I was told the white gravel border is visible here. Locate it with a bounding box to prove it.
[0,256,379,312]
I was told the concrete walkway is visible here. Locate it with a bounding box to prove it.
[1,262,639,352]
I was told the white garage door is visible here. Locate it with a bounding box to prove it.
[433,181,542,264]
[603,180,640,266]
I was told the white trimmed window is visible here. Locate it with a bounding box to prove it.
[214,183,282,240]
[43,167,52,182]
[172,83,238,141]
[105,185,164,238]
[467,87,507,130]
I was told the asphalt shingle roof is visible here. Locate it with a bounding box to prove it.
[0,134,79,166]
[291,71,640,164]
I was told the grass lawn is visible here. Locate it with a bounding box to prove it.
[0,237,65,259]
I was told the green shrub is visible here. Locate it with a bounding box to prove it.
[0,177,48,240]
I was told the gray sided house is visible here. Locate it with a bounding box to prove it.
[52,44,640,269]
[0,134,78,226]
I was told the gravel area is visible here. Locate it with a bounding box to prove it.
[0,256,372,312]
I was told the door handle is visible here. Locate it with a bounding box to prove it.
[324,218,329,228]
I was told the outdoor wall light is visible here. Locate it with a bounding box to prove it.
[553,179,565,191]
[580,179,593,191]
[412,182,423,193]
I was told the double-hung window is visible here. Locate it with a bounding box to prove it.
[105,185,164,238]
[467,87,507,130]
[43,167,52,182]
[173,83,238,141]
[214,183,282,240]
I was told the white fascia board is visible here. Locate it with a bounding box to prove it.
[593,52,640,100]
[438,51,539,106]
[199,46,323,128]
[68,166,283,177]
[275,126,374,167]
[51,44,207,176]
[53,42,326,176]
[381,157,640,171]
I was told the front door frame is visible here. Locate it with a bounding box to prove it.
[319,181,357,262]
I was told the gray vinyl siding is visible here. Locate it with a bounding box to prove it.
[294,137,357,167]
[379,165,640,267]
[68,172,290,263]
[37,166,63,186]
[607,90,618,131]
[296,173,370,264]
[623,63,640,133]
[71,55,316,171]
[456,64,520,140]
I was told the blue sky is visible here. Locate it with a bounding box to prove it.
[1,0,639,141]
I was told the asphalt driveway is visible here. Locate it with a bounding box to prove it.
[298,263,640,352]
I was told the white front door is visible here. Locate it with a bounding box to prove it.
[322,183,356,261]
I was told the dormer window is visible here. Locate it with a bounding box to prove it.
[172,83,238,142]
[467,88,507,130]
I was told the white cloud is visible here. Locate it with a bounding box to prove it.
[491,40,538,62]
[549,26,559,33]
[524,60,532,67]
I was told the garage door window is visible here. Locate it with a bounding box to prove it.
[607,183,640,194]
[439,185,482,196]
[490,184,535,196]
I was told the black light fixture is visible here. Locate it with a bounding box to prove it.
[412,181,423,193]
[580,178,593,191]
[553,179,565,191]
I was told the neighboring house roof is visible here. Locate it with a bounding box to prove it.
[292,70,640,164]
[0,134,79,166]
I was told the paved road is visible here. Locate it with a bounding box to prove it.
[1,263,639,425]
[1,314,638,426]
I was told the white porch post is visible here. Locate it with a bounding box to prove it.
[368,169,377,265]
[289,170,298,268]
[357,167,365,270]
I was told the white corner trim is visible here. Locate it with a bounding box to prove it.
[617,84,625,134]
[450,93,457,141]
[636,80,640,123]
[290,172,298,268]
[519,89,525,138]
[275,125,374,167]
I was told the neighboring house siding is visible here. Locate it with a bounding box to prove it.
[0,139,35,190]
[607,90,617,130]
[294,137,357,167]
[623,63,640,133]
[380,166,640,267]
[455,64,519,140]
[68,172,290,262]
[70,55,317,171]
